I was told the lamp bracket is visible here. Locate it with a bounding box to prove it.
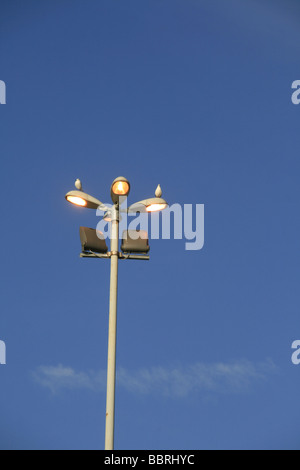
[80,251,150,261]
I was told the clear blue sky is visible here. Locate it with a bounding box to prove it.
[1,0,300,450]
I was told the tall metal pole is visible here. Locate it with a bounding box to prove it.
[105,204,119,450]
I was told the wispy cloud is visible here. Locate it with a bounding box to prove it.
[117,359,277,397]
[32,365,107,394]
[33,359,277,397]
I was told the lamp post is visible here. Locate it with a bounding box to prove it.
[105,202,119,450]
[65,177,168,450]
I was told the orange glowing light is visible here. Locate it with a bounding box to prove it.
[112,181,130,196]
[66,196,87,207]
[146,203,168,212]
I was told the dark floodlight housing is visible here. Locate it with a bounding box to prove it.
[79,227,108,254]
[121,230,150,254]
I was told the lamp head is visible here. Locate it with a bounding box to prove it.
[111,176,130,204]
[146,201,168,212]
[65,190,104,210]
[66,194,87,207]
[128,197,168,214]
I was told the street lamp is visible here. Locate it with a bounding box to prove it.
[110,176,131,203]
[65,190,105,210]
[65,177,168,450]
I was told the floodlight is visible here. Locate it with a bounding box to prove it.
[79,227,108,254]
[121,230,150,254]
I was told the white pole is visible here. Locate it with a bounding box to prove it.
[105,205,119,450]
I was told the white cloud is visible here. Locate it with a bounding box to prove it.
[33,359,277,397]
[32,365,106,394]
[117,359,277,397]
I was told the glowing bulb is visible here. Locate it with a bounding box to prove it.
[112,181,130,196]
[146,203,168,212]
[66,196,87,207]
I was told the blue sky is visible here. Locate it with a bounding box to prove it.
[1,0,300,450]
